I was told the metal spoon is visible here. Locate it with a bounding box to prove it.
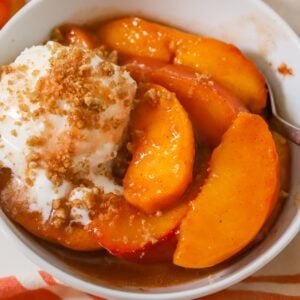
[266,79,300,145]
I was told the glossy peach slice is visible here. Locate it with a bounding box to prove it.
[0,170,100,251]
[0,0,25,28]
[89,194,189,257]
[0,0,9,28]
[98,17,183,61]
[123,57,246,145]
[8,0,25,16]
[54,24,96,49]
[124,84,195,213]
[99,17,267,112]
[174,113,280,268]
[174,40,267,113]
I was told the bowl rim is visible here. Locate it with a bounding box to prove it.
[0,0,300,299]
[1,209,299,299]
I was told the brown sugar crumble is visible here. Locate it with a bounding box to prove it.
[49,187,104,228]
[51,205,68,228]
[10,129,18,137]
[31,42,129,132]
[143,88,161,106]
[0,66,14,79]
[277,63,293,76]
[26,135,44,147]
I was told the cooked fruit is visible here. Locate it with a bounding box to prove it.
[0,170,100,251]
[122,144,211,263]
[152,65,248,145]
[123,57,246,145]
[8,0,24,15]
[98,17,184,61]
[116,229,178,264]
[124,84,195,213]
[0,0,9,28]
[89,194,189,257]
[174,40,267,113]
[99,17,267,112]
[174,113,279,268]
[53,24,96,49]
[0,0,25,28]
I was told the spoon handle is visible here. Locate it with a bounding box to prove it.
[271,115,300,145]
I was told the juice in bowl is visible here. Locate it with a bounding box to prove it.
[0,0,299,299]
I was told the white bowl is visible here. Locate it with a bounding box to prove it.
[0,0,300,299]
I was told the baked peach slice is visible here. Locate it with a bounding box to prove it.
[123,57,246,145]
[174,40,267,113]
[0,170,100,251]
[99,17,267,112]
[8,0,25,15]
[0,0,9,28]
[124,84,195,213]
[98,17,185,61]
[174,113,280,268]
[89,194,189,259]
[52,24,96,49]
[0,0,25,28]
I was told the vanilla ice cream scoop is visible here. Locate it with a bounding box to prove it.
[0,41,136,223]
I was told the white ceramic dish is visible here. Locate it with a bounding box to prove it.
[0,0,300,299]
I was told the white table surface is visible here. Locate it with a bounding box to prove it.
[0,0,299,281]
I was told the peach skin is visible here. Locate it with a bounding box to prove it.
[89,194,189,258]
[174,113,280,268]
[124,84,195,213]
[122,230,179,264]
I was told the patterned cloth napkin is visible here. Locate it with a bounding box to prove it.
[0,0,299,299]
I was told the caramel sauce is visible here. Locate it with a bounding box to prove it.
[277,63,294,76]
[41,239,215,288]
